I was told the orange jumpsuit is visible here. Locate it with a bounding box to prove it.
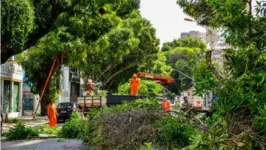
[162,99,171,114]
[130,74,140,96]
[47,103,57,127]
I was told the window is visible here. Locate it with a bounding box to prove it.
[57,103,75,108]
[13,82,19,112]
[3,80,11,113]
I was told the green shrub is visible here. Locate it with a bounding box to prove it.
[7,123,39,140]
[154,115,195,149]
[4,118,25,124]
[140,142,153,150]
[60,111,84,138]
[39,124,59,135]
[117,80,165,96]
[86,98,160,121]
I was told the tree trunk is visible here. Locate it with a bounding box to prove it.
[40,93,50,116]
[37,79,51,116]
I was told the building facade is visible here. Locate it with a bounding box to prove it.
[180,30,206,41]
[58,66,80,104]
[0,59,23,118]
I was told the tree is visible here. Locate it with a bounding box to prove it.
[161,36,206,52]
[17,0,143,115]
[78,10,160,91]
[138,52,172,76]
[177,0,266,148]
[117,80,165,96]
[1,0,141,64]
[161,37,207,94]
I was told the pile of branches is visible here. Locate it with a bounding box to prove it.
[89,108,162,150]
[227,105,266,149]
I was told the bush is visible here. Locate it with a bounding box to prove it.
[83,99,197,150]
[7,123,39,140]
[117,80,165,96]
[4,118,25,124]
[154,115,195,149]
[60,111,84,138]
[39,124,59,135]
[83,99,162,150]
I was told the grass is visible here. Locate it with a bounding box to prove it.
[39,124,60,135]
[4,118,25,124]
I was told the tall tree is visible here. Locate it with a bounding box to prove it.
[161,37,207,94]
[177,0,266,148]
[1,0,140,64]
[79,10,160,91]
[17,0,143,115]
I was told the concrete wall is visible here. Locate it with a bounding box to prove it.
[0,60,23,118]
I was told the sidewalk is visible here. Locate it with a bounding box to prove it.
[2,116,49,133]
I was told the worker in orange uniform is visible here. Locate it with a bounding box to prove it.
[162,98,171,114]
[130,74,140,96]
[197,100,202,109]
[47,101,58,127]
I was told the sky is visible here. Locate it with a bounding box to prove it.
[140,0,258,46]
[140,0,205,46]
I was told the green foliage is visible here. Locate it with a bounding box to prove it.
[7,123,39,140]
[165,47,200,94]
[140,142,153,150]
[161,36,206,52]
[154,115,195,149]
[159,37,207,94]
[255,104,266,132]
[117,79,165,96]
[82,99,162,149]
[138,52,172,76]
[49,71,60,103]
[4,118,25,124]
[39,124,59,135]
[88,99,161,117]
[192,60,220,96]
[177,1,266,148]
[1,0,142,63]
[17,1,155,114]
[60,111,84,138]
[178,0,265,49]
[1,0,35,52]
[82,99,198,149]
[80,10,160,91]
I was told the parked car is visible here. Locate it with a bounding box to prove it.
[57,102,77,122]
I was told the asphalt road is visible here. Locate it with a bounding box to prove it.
[1,138,93,150]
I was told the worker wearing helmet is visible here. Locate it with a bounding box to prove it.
[162,98,171,114]
[182,96,192,108]
[130,74,140,96]
[86,79,95,96]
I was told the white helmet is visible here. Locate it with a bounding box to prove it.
[88,79,92,83]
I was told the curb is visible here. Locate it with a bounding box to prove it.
[1,135,59,142]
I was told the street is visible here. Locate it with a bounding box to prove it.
[1,138,92,150]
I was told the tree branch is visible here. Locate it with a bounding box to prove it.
[1,0,79,64]
[104,64,136,86]
[206,50,222,79]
